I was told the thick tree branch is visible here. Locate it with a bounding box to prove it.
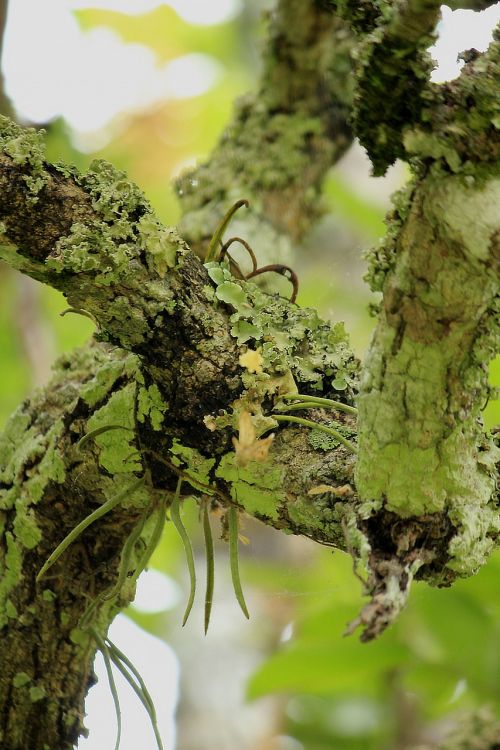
[0,120,361,744]
[354,31,500,636]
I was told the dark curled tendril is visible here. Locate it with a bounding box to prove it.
[219,236,258,275]
[246,263,299,303]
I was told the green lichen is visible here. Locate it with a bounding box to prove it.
[439,708,500,750]
[403,35,499,173]
[44,158,186,313]
[178,109,325,219]
[0,411,66,624]
[0,532,23,629]
[79,159,149,220]
[29,685,46,703]
[170,440,215,487]
[353,18,436,175]
[215,452,284,522]
[12,509,42,550]
[12,672,31,688]
[421,175,500,263]
[308,422,356,452]
[206,261,358,395]
[137,384,168,431]
[46,220,140,287]
[80,352,139,407]
[137,214,186,278]
[85,383,141,475]
[0,116,47,201]
[364,178,416,294]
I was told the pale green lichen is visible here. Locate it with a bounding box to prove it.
[0,411,68,627]
[0,532,23,628]
[170,440,215,487]
[308,422,356,452]
[137,214,186,278]
[364,179,415,294]
[215,452,284,522]
[206,262,358,395]
[47,220,140,286]
[80,353,139,407]
[85,383,141,475]
[29,685,47,703]
[403,128,462,172]
[12,672,31,688]
[137,384,168,431]
[0,116,47,201]
[421,175,500,263]
[79,159,149,220]
[44,159,186,317]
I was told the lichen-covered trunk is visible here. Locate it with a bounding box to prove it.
[356,174,500,577]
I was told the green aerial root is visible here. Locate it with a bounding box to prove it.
[77,424,135,450]
[82,514,143,627]
[228,506,250,620]
[169,479,196,626]
[203,502,215,635]
[37,478,145,581]
[104,635,163,750]
[132,496,168,585]
[90,628,122,750]
[204,199,249,262]
[60,307,97,324]
[279,392,358,415]
[273,414,357,454]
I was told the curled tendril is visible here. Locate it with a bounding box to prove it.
[219,236,258,278]
[60,307,97,325]
[246,263,299,303]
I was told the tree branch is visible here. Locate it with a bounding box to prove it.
[355,28,500,637]
[0,3,362,745]
[177,0,356,256]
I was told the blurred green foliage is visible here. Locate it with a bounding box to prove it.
[1,3,499,748]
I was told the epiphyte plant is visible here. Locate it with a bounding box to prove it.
[205,199,299,302]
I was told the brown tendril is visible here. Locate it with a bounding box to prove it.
[246,263,299,303]
[219,236,258,274]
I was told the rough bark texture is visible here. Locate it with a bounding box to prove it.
[0,1,499,747]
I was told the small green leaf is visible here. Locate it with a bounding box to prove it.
[215,282,247,307]
[206,266,226,285]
